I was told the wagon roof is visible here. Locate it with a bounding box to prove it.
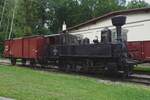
[67,7,150,31]
[5,34,60,40]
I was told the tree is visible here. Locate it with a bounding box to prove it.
[92,0,125,17]
[52,0,126,33]
[0,0,16,56]
[0,0,127,37]
[0,0,15,39]
[127,0,150,9]
[0,0,128,55]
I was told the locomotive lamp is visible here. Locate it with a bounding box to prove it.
[111,15,126,42]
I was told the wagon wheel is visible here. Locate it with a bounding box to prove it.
[11,58,16,65]
[71,63,78,72]
[30,60,36,67]
[66,63,74,72]
[58,60,66,71]
[38,59,48,68]
[122,71,129,78]
[22,59,26,66]
[62,62,77,72]
[122,65,132,78]
[102,63,118,77]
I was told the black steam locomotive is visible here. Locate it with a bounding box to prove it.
[44,15,135,77]
[4,15,136,77]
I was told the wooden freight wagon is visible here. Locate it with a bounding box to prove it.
[3,36,48,65]
[128,41,150,62]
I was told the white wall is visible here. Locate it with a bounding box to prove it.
[69,12,150,42]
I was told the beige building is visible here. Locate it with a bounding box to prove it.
[67,8,150,43]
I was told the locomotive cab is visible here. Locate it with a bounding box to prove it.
[101,28,112,43]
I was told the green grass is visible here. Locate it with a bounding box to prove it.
[0,66,150,100]
[134,65,150,74]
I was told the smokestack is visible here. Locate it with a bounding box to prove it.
[111,15,126,42]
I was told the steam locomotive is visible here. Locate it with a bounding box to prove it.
[3,16,136,77]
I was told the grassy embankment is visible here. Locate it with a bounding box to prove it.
[134,65,150,74]
[0,65,150,100]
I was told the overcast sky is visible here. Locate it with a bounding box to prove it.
[127,0,150,4]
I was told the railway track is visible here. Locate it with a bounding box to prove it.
[125,74,150,85]
[0,60,150,86]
